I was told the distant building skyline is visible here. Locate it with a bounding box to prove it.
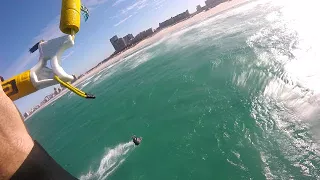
[110,36,127,52]
[123,34,134,46]
[110,28,155,53]
[159,10,190,29]
[110,8,194,53]
[197,5,203,12]
[205,0,227,9]
[109,0,232,54]
[23,86,63,119]
[109,0,229,53]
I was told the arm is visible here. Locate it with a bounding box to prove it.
[0,80,34,179]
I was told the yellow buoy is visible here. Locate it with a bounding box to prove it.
[60,0,81,35]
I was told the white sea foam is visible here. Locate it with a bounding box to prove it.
[79,141,135,180]
[93,74,102,83]
[227,0,320,178]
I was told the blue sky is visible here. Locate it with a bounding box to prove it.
[0,0,206,113]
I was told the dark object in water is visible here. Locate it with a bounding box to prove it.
[132,135,142,146]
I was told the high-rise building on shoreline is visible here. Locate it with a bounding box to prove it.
[110,28,154,52]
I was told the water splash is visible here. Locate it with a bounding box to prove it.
[79,141,135,180]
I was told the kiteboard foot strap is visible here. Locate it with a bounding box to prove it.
[10,140,78,180]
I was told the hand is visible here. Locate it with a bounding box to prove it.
[0,80,34,179]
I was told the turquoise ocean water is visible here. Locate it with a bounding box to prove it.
[26,0,320,179]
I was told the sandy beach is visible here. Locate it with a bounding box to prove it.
[25,0,249,120]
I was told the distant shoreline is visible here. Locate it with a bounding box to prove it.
[24,0,249,121]
[82,0,249,78]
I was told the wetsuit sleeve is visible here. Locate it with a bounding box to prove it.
[10,140,78,180]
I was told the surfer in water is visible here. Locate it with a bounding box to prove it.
[132,135,142,146]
